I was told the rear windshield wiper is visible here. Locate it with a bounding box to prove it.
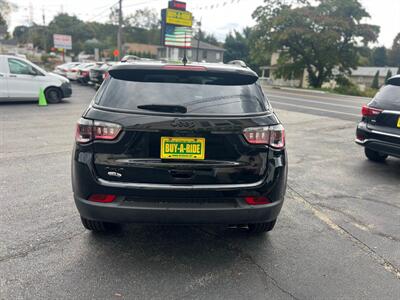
[137,104,187,114]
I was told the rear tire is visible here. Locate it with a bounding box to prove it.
[45,87,62,104]
[80,217,119,232]
[364,148,388,162]
[248,220,276,233]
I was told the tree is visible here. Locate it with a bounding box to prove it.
[371,47,388,66]
[125,8,159,30]
[198,32,220,46]
[371,71,380,89]
[251,0,379,88]
[224,29,250,63]
[48,14,96,54]
[0,13,7,38]
[385,69,393,84]
[388,33,400,67]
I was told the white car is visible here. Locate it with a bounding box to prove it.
[67,63,96,81]
[53,62,81,77]
[0,55,72,103]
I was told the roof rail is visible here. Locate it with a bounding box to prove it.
[227,60,247,68]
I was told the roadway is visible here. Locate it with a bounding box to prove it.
[0,84,399,299]
[263,86,368,122]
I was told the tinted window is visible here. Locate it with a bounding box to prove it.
[370,85,400,110]
[96,77,268,115]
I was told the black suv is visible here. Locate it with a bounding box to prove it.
[72,62,288,233]
[356,75,400,161]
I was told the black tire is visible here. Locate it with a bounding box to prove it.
[364,148,388,162]
[248,220,276,233]
[80,217,119,232]
[45,87,62,104]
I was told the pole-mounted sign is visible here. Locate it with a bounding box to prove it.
[161,1,193,49]
[53,34,72,50]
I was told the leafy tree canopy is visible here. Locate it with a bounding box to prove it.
[252,0,380,87]
[224,29,250,63]
[388,33,400,67]
[371,47,387,67]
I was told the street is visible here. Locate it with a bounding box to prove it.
[264,87,365,122]
[1,84,399,299]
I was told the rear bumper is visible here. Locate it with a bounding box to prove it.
[72,146,288,224]
[356,122,400,158]
[74,195,284,224]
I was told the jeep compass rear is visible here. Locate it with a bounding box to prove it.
[71,62,288,233]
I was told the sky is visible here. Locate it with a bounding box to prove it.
[6,0,400,47]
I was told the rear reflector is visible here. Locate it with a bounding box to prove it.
[361,105,382,117]
[243,124,285,149]
[75,118,122,143]
[245,196,270,205]
[88,194,117,203]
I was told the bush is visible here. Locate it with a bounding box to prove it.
[333,74,362,96]
[334,85,362,96]
[362,88,379,98]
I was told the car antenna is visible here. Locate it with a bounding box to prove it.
[182,33,188,66]
[182,47,188,66]
[182,52,188,66]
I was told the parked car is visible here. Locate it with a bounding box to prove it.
[67,62,94,81]
[77,62,102,85]
[356,75,400,161]
[66,63,84,81]
[72,61,288,233]
[89,62,116,89]
[53,62,80,77]
[0,54,72,103]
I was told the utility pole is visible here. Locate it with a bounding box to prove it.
[196,20,201,62]
[42,7,47,52]
[117,0,123,60]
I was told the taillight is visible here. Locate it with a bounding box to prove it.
[243,124,285,149]
[75,118,122,143]
[103,72,109,79]
[361,105,382,117]
[88,194,116,203]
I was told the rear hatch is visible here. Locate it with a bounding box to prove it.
[367,83,400,138]
[86,65,279,185]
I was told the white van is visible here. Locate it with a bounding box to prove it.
[0,55,72,103]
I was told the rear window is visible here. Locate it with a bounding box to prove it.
[95,72,268,115]
[370,85,400,110]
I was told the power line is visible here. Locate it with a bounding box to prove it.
[86,0,120,22]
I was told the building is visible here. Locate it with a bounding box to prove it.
[259,52,310,87]
[261,51,399,89]
[157,38,225,63]
[349,67,399,89]
[123,43,159,58]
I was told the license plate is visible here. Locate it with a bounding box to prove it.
[397,117,400,128]
[160,137,205,160]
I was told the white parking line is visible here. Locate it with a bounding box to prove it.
[269,101,361,117]
[268,95,360,109]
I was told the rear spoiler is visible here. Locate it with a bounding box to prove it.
[387,75,400,86]
[108,66,258,86]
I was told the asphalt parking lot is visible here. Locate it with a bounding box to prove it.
[1,84,399,299]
